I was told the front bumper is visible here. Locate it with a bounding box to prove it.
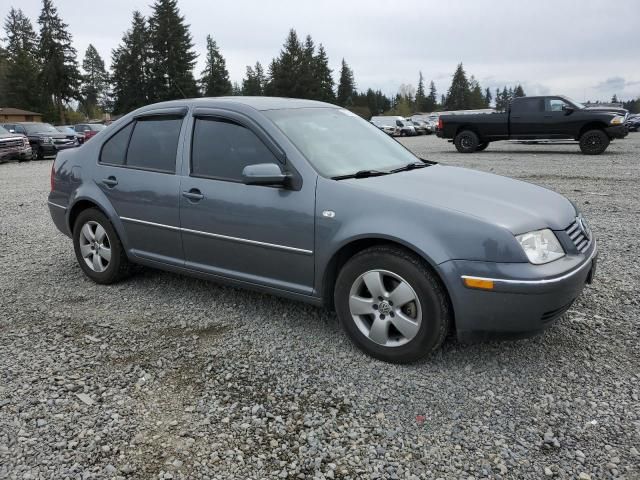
[440,242,597,342]
[606,125,628,139]
[0,146,32,161]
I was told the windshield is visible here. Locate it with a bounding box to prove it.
[89,124,106,131]
[56,126,74,134]
[265,108,420,178]
[24,123,58,134]
[561,96,585,109]
[0,126,10,135]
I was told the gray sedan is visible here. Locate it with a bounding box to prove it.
[48,97,597,363]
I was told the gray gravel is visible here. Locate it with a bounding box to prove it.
[1,134,639,479]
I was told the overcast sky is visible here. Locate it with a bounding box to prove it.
[5,0,640,102]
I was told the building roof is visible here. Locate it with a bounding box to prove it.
[0,107,42,116]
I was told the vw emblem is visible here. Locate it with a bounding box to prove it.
[378,301,392,316]
[577,216,590,241]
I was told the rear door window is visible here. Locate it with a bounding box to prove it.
[511,98,543,114]
[126,117,183,173]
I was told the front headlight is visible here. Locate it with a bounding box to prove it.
[610,116,625,125]
[516,228,565,264]
[41,136,53,144]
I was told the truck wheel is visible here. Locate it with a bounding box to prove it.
[334,246,451,363]
[477,142,489,151]
[579,130,609,155]
[36,146,45,160]
[454,130,479,153]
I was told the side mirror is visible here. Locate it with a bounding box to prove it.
[242,163,289,186]
[8,129,15,133]
[562,104,574,115]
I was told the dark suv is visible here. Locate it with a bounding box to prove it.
[48,97,597,363]
[2,122,79,159]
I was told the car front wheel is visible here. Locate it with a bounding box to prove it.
[72,208,132,284]
[579,129,610,155]
[334,246,451,363]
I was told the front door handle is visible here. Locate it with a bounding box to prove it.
[102,176,118,187]
[182,189,204,201]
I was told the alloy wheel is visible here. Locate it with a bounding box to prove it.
[78,221,112,273]
[348,269,422,347]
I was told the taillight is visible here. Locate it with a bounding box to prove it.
[437,117,443,130]
[50,163,55,192]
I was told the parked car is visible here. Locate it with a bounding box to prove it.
[48,97,597,363]
[2,122,79,159]
[436,96,628,155]
[370,120,398,136]
[0,125,32,162]
[409,119,429,135]
[625,114,640,132]
[370,116,417,136]
[57,125,85,144]
[74,123,106,141]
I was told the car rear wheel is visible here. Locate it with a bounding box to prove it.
[334,246,450,363]
[579,129,610,155]
[72,208,132,284]
[454,130,479,153]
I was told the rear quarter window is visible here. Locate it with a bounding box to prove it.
[100,123,134,166]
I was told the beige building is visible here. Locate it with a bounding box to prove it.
[0,108,43,123]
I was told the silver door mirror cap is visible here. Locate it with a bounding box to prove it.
[242,163,289,186]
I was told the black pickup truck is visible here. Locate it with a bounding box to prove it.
[436,96,629,155]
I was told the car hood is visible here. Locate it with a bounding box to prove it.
[582,106,627,116]
[345,165,576,234]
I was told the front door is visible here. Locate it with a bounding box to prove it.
[179,113,315,294]
[95,111,186,266]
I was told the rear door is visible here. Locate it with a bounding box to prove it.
[95,108,187,266]
[509,97,546,138]
[178,109,315,294]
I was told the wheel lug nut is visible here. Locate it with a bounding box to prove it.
[378,296,383,301]
[390,312,395,318]
[388,301,393,306]
[380,314,385,320]
[372,304,378,310]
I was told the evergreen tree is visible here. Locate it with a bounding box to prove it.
[507,86,514,102]
[440,94,446,107]
[80,44,110,117]
[111,11,151,115]
[0,46,8,106]
[501,86,509,109]
[444,63,471,110]
[38,0,81,123]
[514,84,525,97]
[485,87,492,106]
[611,94,619,103]
[313,44,334,102]
[495,88,501,110]
[265,29,306,98]
[3,8,41,112]
[231,82,242,96]
[147,0,198,101]
[468,75,486,108]
[415,71,426,111]
[336,58,356,107]
[199,35,231,96]
[424,80,437,111]
[242,62,265,96]
[300,35,318,99]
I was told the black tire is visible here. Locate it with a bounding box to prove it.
[72,208,133,284]
[454,130,479,153]
[477,142,489,151]
[579,129,610,155]
[334,246,451,363]
[35,146,44,160]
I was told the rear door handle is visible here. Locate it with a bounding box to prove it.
[182,189,204,201]
[101,176,118,187]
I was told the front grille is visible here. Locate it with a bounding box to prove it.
[0,139,23,150]
[565,219,591,253]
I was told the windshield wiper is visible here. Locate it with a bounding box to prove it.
[331,169,390,180]
[389,161,429,173]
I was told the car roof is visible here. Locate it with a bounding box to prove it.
[134,96,338,114]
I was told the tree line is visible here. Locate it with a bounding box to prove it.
[1,0,637,124]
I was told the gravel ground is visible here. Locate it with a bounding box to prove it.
[1,134,639,480]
